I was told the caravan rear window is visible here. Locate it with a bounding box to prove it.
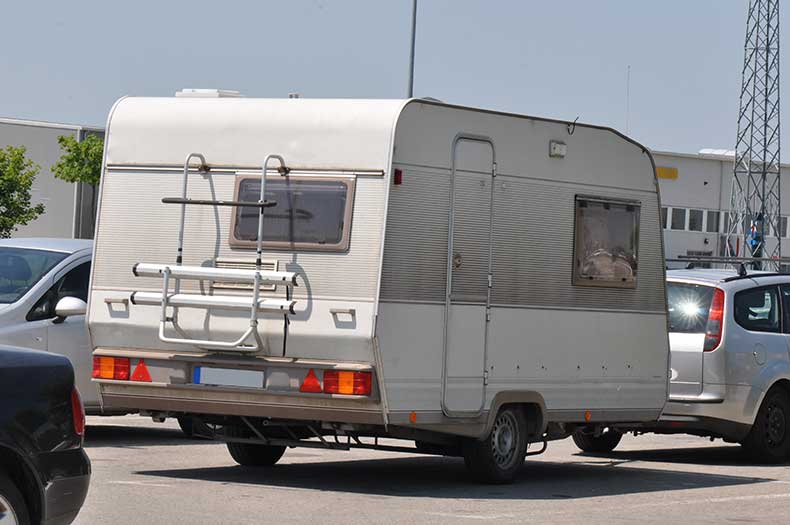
[573,196,640,288]
[230,176,355,251]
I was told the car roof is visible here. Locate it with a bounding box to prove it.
[667,268,781,285]
[0,237,92,254]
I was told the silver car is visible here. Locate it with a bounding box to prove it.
[0,238,102,412]
[573,268,790,463]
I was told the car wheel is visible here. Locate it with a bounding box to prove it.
[572,427,623,453]
[463,406,528,484]
[0,472,30,525]
[742,387,790,463]
[225,425,286,467]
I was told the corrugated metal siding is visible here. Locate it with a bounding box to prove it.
[92,169,385,299]
[450,171,493,301]
[380,167,665,312]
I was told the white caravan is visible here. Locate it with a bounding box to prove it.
[89,95,669,483]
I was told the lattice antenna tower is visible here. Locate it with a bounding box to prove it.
[726,0,781,269]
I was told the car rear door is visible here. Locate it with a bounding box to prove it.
[667,281,715,397]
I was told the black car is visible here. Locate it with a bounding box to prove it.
[0,346,90,525]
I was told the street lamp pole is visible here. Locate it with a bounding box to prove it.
[407,0,417,98]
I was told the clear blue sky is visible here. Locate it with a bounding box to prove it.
[0,0,784,154]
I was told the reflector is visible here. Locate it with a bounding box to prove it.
[131,359,152,382]
[300,368,322,393]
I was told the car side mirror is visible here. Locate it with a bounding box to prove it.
[53,297,87,324]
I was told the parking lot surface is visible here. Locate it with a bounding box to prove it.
[76,415,790,524]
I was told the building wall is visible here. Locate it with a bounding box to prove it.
[0,120,102,239]
[653,150,790,267]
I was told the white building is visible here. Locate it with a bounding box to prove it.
[653,149,789,267]
[0,117,104,239]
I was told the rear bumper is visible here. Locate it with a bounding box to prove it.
[99,382,385,425]
[37,448,91,525]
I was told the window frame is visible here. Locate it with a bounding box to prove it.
[733,284,782,334]
[228,174,356,252]
[572,195,641,290]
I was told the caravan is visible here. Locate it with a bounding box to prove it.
[89,95,669,482]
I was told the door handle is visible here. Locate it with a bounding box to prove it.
[330,308,356,317]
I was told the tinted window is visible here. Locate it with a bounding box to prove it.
[27,262,91,322]
[231,177,354,251]
[706,211,720,233]
[782,285,790,333]
[671,208,686,230]
[0,247,68,304]
[667,282,714,333]
[573,197,640,288]
[734,286,780,333]
[688,209,703,232]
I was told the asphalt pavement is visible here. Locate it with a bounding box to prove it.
[74,415,790,524]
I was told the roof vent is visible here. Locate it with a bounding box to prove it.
[175,89,242,98]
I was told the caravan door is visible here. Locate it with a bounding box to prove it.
[442,135,495,417]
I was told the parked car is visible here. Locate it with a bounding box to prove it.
[0,345,90,524]
[0,239,104,413]
[573,268,790,463]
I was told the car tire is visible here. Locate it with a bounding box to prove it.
[462,406,528,484]
[742,387,790,463]
[572,428,623,453]
[0,472,31,525]
[225,425,286,467]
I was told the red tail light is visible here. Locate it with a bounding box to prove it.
[704,288,725,352]
[323,370,372,396]
[92,356,130,380]
[71,387,85,438]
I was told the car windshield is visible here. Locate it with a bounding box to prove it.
[0,247,68,304]
[667,282,715,333]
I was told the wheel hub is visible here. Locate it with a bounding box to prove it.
[0,494,19,525]
[766,404,787,448]
[491,412,518,468]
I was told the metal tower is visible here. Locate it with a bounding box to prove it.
[726,0,781,269]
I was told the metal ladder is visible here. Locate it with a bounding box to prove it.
[130,152,297,353]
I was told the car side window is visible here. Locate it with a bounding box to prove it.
[781,285,790,334]
[26,262,91,322]
[734,286,780,333]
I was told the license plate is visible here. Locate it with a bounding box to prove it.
[194,367,265,389]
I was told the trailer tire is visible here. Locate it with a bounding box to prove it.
[225,425,286,467]
[572,428,623,453]
[0,472,30,525]
[742,387,790,463]
[463,406,528,484]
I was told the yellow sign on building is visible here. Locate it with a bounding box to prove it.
[656,166,679,180]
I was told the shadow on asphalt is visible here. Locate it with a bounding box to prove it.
[84,424,212,448]
[576,444,785,468]
[136,455,771,499]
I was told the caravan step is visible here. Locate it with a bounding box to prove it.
[130,291,296,314]
[132,263,298,286]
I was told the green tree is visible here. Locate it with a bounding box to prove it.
[0,145,45,238]
[52,134,104,186]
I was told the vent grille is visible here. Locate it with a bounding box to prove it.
[211,258,278,292]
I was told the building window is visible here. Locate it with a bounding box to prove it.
[229,176,355,252]
[661,207,668,230]
[671,208,686,230]
[706,211,720,233]
[688,209,704,232]
[573,196,640,289]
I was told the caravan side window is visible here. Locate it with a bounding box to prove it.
[230,176,355,252]
[573,196,640,288]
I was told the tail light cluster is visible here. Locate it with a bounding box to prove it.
[71,387,85,438]
[92,356,151,382]
[300,368,372,396]
[703,287,725,352]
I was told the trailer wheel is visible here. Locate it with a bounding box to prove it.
[463,406,528,484]
[742,387,790,463]
[572,428,623,453]
[225,425,286,467]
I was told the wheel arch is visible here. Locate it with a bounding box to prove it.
[483,391,547,441]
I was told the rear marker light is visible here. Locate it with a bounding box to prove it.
[393,168,403,185]
[92,356,131,380]
[131,359,152,382]
[300,368,322,393]
[323,370,372,396]
[704,288,725,352]
[71,387,85,438]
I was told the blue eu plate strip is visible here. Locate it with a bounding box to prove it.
[193,366,201,384]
